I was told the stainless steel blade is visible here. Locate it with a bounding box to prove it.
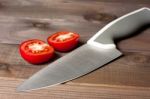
[17,44,121,91]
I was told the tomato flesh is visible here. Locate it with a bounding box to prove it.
[47,31,79,52]
[20,39,54,64]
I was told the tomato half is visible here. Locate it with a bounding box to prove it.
[47,31,80,52]
[19,39,54,64]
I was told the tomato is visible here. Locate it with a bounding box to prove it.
[47,31,80,52]
[19,39,54,64]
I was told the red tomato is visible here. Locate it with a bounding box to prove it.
[47,31,80,52]
[19,39,54,64]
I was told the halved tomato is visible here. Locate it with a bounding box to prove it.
[19,39,54,64]
[47,31,80,52]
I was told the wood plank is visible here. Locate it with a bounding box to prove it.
[0,0,150,6]
[0,0,149,44]
[0,77,149,99]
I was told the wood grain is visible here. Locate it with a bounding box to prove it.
[0,0,149,44]
[0,77,150,99]
[0,0,149,99]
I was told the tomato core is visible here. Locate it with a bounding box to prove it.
[26,42,49,54]
[54,32,74,42]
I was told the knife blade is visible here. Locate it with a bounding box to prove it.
[17,7,150,91]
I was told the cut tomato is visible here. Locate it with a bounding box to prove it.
[47,31,80,52]
[19,39,54,64]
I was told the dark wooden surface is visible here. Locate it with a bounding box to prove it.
[0,0,150,99]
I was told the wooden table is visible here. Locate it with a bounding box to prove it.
[0,0,150,99]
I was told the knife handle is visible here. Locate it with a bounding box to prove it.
[87,7,150,49]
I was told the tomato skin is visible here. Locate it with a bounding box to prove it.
[19,39,54,64]
[47,31,79,52]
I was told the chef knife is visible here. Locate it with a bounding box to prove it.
[17,7,150,91]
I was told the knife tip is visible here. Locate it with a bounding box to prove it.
[16,85,28,92]
[16,82,57,92]
[16,82,34,92]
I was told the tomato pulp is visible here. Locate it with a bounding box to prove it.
[20,39,54,64]
[47,31,80,52]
